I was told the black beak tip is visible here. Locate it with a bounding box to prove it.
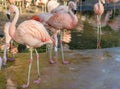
[72,9,77,14]
[74,10,77,14]
[103,3,105,6]
[6,14,10,20]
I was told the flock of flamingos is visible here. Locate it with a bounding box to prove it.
[0,0,119,88]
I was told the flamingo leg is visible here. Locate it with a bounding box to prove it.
[97,15,102,49]
[46,44,49,57]
[60,31,69,64]
[33,49,41,84]
[49,33,57,64]
[45,4,46,12]
[54,33,58,61]
[48,43,55,64]
[3,43,8,65]
[22,48,33,88]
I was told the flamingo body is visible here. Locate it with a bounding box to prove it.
[47,13,78,30]
[12,20,52,47]
[94,2,104,15]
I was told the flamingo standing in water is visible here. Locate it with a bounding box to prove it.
[7,5,53,88]
[94,0,105,49]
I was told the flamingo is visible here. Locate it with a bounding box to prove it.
[46,1,78,64]
[3,22,12,65]
[7,5,53,88]
[94,0,105,49]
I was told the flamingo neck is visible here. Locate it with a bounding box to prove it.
[99,0,104,5]
[9,8,19,40]
[99,0,101,4]
[68,9,78,28]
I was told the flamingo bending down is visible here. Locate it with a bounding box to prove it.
[7,5,53,88]
[94,0,105,49]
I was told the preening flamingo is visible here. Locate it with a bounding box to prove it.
[94,0,105,49]
[47,1,78,64]
[7,5,53,88]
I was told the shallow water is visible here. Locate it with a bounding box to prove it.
[37,47,120,89]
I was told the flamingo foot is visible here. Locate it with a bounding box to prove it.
[49,59,56,64]
[33,78,41,84]
[62,60,69,65]
[22,84,29,88]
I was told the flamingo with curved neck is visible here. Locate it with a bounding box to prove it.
[7,5,53,88]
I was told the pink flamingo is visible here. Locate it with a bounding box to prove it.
[47,1,78,64]
[94,0,105,49]
[7,5,53,88]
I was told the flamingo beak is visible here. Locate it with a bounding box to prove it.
[72,9,77,14]
[6,11,11,20]
[103,3,105,6]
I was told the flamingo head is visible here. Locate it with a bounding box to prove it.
[6,5,19,20]
[68,1,77,14]
[100,0,105,5]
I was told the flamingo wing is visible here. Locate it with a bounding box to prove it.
[47,13,73,29]
[17,20,51,42]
